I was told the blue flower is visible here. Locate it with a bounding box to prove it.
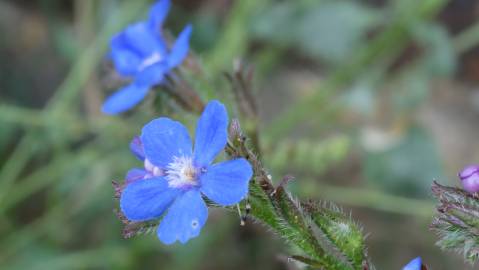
[120,100,253,244]
[102,0,192,115]
[402,257,423,270]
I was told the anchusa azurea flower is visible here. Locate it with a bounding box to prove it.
[459,164,479,193]
[102,0,192,115]
[402,257,424,270]
[119,100,253,244]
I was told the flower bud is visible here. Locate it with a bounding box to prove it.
[459,165,479,193]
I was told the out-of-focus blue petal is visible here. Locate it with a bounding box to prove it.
[200,158,252,206]
[141,118,193,168]
[120,177,181,221]
[148,0,171,31]
[125,168,148,184]
[193,100,228,167]
[402,257,422,270]
[136,62,167,87]
[110,48,141,76]
[110,33,139,75]
[167,24,192,69]
[102,84,150,115]
[123,22,167,57]
[110,50,141,76]
[129,136,145,160]
[110,33,129,51]
[157,190,207,244]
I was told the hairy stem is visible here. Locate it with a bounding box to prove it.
[227,120,373,270]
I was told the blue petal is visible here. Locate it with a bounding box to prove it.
[110,33,142,75]
[141,118,193,168]
[110,48,141,76]
[167,24,192,69]
[125,168,148,184]
[136,62,168,87]
[123,22,167,57]
[111,32,126,49]
[402,257,422,270]
[101,83,150,115]
[129,136,145,160]
[110,32,131,53]
[120,177,181,221]
[157,190,207,244]
[193,100,228,167]
[148,0,171,31]
[200,158,252,206]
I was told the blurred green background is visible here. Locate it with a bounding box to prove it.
[2,0,479,269]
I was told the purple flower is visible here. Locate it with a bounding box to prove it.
[102,0,192,115]
[120,100,253,244]
[402,257,423,270]
[459,165,479,193]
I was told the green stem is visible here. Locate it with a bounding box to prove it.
[228,124,373,269]
[307,182,434,218]
[0,147,99,214]
[0,135,38,204]
[205,0,269,75]
[0,104,132,138]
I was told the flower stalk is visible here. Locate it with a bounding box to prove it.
[226,119,373,270]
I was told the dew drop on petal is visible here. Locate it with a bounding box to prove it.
[191,218,199,229]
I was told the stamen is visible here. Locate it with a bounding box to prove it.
[165,156,198,188]
[237,204,245,226]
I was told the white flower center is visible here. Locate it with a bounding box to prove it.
[165,156,198,188]
[138,52,162,71]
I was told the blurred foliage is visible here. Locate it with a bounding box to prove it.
[363,127,443,197]
[228,124,372,269]
[252,1,382,65]
[266,135,351,175]
[1,0,479,269]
